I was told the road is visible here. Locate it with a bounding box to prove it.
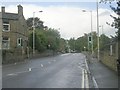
[2,53,89,88]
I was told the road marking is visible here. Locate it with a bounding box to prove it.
[84,56,98,88]
[7,73,17,76]
[85,59,90,74]
[92,76,98,88]
[82,69,85,88]
[6,70,30,77]
[41,64,43,67]
[28,68,32,71]
[60,53,70,56]
[82,69,89,89]
[85,70,89,88]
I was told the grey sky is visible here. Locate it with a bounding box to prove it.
[0,1,117,39]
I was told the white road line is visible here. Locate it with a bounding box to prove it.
[60,53,70,56]
[6,70,30,77]
[82,69,85,88]
[85,59,90,74]
[41,64,43,67]
[84,56,98,88]
[82,69,89,89]
[92,76,98,88]
[7,73,17,76]
[85,70,89,88]
[28,68,32,71]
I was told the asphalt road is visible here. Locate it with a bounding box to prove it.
[2,53,88,88]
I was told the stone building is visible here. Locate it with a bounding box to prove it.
[0,5,28,64]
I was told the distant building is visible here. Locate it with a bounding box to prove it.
[0,5,28,63]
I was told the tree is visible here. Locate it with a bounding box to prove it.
[101,0,120,75]
[58,38,68,53]
[44,28,60,52]
[26,17,44,30]
[68,38,76,52]
[109,1,120,40]
[99,34,110,51]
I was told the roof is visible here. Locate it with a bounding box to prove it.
[0,12,19,20]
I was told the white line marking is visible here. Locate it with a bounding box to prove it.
[28,68,32,71]
[41,64,43,67]
[92,76,98,88]
[60,53,70,56]
[85,59,90,74]
[6,70,30,77]
[84,58,90,88]
[82,69,85,88]
[85,70,89,88]
[7,73,17,76]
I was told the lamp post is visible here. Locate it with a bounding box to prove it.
[97,0,100,61]
[82,10,93,55]
[32,11,43,55]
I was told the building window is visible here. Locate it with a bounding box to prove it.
[3,24,10,31]
[2,37,10,49]
[17,38,23,46]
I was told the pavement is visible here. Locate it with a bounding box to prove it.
[86,53,118,88]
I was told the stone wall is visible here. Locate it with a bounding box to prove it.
[100,42,118,72]
[2,48,28,64]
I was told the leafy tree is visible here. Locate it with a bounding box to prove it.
[26,17,44,30]
[75,36,87,52]
[44,28,60,51]
[68,38,76,52]
[109,1,120,40]
[60,38,68,53]
[99,34,110,51]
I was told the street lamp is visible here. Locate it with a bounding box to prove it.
[33,10,43,55]
[97,0,100,61]
[82,10,93,55]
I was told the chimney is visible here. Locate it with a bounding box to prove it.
[1,6,5,13]
[17,5,23,15]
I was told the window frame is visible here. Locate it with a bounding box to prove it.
[2,37,10,49]
[3,23,10,32]
[17,38,23,46]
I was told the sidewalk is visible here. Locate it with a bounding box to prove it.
[86,54,118,88]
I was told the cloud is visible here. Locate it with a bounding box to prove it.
[1,4,117,39]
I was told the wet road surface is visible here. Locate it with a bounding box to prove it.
[2,53,88,88]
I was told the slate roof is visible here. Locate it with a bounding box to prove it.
[0,12,19,20]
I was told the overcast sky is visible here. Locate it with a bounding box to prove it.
[0,1,118,39]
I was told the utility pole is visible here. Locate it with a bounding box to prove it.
[97,0,100,61]
[90,11,94,55]
[33,12,35,55]
[32,11,43,55]
[0,11,2,89]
